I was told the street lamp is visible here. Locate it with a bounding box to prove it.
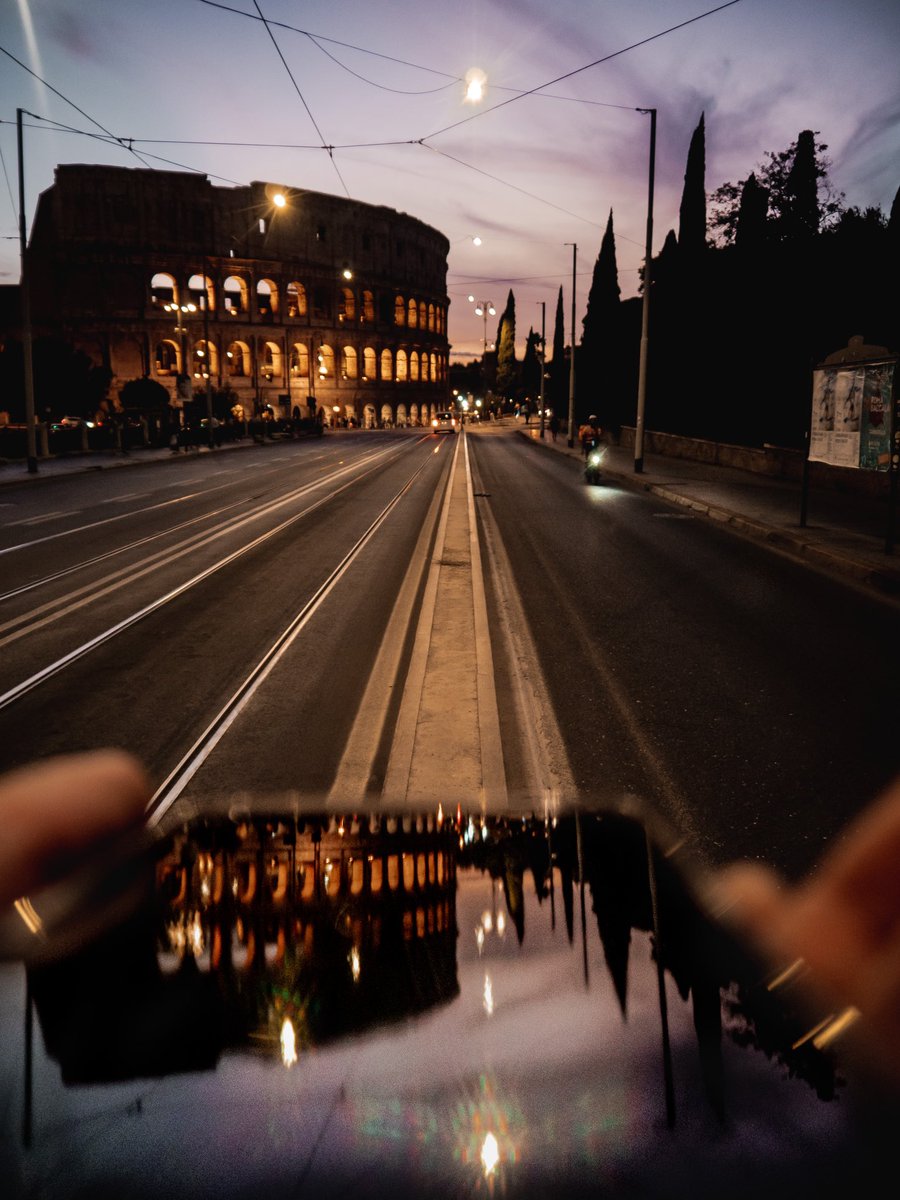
[469,297,496,413]
[536,300,547,440]
[564,243,577,447]
[634,107,657,474]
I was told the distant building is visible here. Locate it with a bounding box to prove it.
[23,163,451,427]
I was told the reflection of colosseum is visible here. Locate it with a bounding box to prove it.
[158,811,459,1054]
[26,164,450,427]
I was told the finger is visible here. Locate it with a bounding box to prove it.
[0,751,151,906]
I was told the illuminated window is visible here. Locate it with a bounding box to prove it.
[380,348,393,381]
[407,298,418,328]
[287,281,307,318]
[396,349,408,382]
[363,347,376,379]
[409,351,419,382]
[394,296,405,326]
[341,346,358,379]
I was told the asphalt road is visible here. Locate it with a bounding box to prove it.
[2,426,899,879]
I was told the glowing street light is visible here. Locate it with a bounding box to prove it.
[464,68,487,104]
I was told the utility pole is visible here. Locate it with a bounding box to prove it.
[537,300,546,439]
[565,243,577,447]
[634,107,656,474]
[17,109,37,474]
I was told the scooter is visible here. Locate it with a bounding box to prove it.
[584,443,606,484]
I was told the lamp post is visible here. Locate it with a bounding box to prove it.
[16,108,37,474]
[469,296,496,411]
[564,243,577,447]
[537,300,546,439]
[634,107,656,474]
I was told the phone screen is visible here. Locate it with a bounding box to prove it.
[2,796,894,1198]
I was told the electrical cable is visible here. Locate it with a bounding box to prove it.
[420,0,744,141]
[249,0,351,199]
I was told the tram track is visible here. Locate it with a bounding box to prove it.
[0,438,427,714]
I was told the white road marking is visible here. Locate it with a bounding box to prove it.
[7,511,74,527]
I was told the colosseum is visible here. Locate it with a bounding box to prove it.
[25,163,451,429]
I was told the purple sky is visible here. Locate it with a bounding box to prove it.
[2,0,898,359]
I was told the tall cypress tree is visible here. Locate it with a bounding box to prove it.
[495,289,517,400]
[735,172,769,251]
[581,210,621,346]
[580,210,621,424]
[783,129,820,240]
[678,113,707,258]
[547,285,566,412]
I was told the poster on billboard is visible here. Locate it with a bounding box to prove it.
[809,361,895,470]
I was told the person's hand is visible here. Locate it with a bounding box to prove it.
[713,774,900,1086]
[0,750,150,909]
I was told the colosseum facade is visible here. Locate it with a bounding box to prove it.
[25,164,451,428]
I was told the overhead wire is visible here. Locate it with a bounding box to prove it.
[420,0,744,141]
[0,43,154,170]
[249,0,350,198]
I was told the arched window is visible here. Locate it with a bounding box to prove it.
[396,349,408,382]
[409,351,419,382]
[223,276,247,315]
[394,296,405,326]
[361,290,374,323]
[151,272,177,307]
[257,278,278,319]
[407,298,418,328]
[418,300,427,329]
[291,343,309,378]
[226,340,250,377]
[193,339,218,378]
[154,339,180,376]
[427,303,435,331]
[262,340,282,382]
[363,347,377,380]
[380,348,393,381]
[338,287,355,323]
[287,281,307,318]
[341,346,358,380]
[318,344,335,379]
[430,352,438,382]
[188,273,215,312]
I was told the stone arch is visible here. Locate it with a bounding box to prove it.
[151,272,177,307]
[154,338,180,376]
[194,338,218,378]
[286,281,307,318]
[396,349,408,382]
[380,348,393,381]
[290,342,309,379]
[407,298,418,328]
[341,345,358,380]
[223,275,248,315]
[261,339,282,382]
[410,351,420,382]
[188,273,215,312]
[318,344,335,380]
[226,339,251,377]
[257,278,279,318]
[394,296,405,326]
[363,346,377,380]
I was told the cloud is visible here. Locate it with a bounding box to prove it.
[48,12,102,62]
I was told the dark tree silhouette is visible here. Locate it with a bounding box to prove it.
[735,172,769,252]
[782,129,821,241]
[546,285,567,414]
[494,288,517,400]
[580,209,623,429]
[709,131,844,245]
[521,328,542,401]
[678,112,707,258]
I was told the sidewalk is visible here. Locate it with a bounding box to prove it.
[519,425,900,603]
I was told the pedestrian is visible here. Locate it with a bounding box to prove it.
[549,411,559,442]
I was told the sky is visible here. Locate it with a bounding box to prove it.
[1,0,898,361]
